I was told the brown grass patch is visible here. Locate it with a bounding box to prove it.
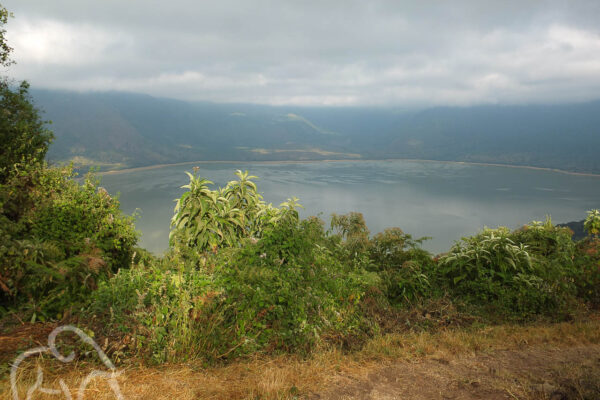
[1,316,599,399]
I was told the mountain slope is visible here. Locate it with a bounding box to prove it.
[32,89,600,173]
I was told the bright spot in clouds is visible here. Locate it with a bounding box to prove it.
[8,19,129,66]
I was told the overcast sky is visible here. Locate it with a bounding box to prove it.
[3,0,600,107]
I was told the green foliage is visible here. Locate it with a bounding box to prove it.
[584,209,600,238]
[170,169,301,253]
[437,221,580,319]
[89,252,219,363]
[0,6,128,319]
[511,217,575,261]
[214,217,380,358]
[0,4,53,183]
[90,175,382,363]
[439,228,531,300]
[330,212,371,256]
[1,78,54,184]
[0,4,13,67]
[76,178,600,365]
[329,215,434,305]
[0,164,138,319]
[367,228,434,304]
[574,237,600,307]
[91,215,381,363]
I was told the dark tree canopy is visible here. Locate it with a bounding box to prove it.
[0,4,53,182]
[0,81,54,181]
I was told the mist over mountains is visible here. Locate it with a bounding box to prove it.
[32,89,600,173]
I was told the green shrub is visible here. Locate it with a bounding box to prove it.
[367,228,434,304]
[213,216,380,358]
[574,237,600,307]
[170,169,301,253]
[437,222,580,319]
[1,4,53,184]
[511,219,581,312]
[511,217,575,261]
[584,209,600,238]
[90,183,382,364]
[438,228,531,303]
[89,252,219,363]
[328,214,435,305]
[90,217,381,363]
[0,164,138,319]
[329,212,371,257]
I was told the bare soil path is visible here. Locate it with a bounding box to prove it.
[314,345,600,400]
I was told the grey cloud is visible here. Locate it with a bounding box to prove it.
[3,0,600,106]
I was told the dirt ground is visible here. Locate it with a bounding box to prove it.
[313,345,600,400]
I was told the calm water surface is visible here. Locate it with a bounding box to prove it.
[100,160,600,254]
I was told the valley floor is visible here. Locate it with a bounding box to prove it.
[2,315,600,400]
[97,157,600,178]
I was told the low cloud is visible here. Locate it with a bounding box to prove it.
[3,0,600,106]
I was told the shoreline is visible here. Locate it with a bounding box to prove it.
[100,158,600,178]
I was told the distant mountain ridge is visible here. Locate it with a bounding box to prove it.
[31,89,600,173]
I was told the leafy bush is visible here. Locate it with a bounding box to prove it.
[438,228,532,304]
[0,20,137,320]
[0,164,138,319]
[89,251,219,364]
[329,212,371,257]
[511,217,575,261]
[437,221,580,319]
[90,174,383,363]
[90,215,381,363]
[214,216,381,358]
[584,209,600,238]
[329,214,434,305]
[170,169,301,253]
[574,237,600,307]
[0,81,53,183]
[367,228,434,304]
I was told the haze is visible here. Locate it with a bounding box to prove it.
[3,0,600,107]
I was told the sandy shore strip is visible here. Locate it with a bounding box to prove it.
[100,158,600,178]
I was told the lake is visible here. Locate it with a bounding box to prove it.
[99,160,600,255]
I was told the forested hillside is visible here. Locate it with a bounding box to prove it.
[33,89,600,173]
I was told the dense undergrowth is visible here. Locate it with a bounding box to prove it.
[3,163,599,366]
[0,164,138,320]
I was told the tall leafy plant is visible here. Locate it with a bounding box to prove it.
[584,209,600,238]
[438,221,582,318]
[170,169,301,253]
[439,227,533,288]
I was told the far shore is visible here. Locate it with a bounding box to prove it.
[99,158,600,178]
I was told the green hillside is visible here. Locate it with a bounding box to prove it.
[32,89,600,173]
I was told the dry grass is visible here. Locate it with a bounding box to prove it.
[2,316,600,400]
[359,315,600,362]
[540,357,600,399]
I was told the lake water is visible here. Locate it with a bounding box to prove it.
[99,160,600,255]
